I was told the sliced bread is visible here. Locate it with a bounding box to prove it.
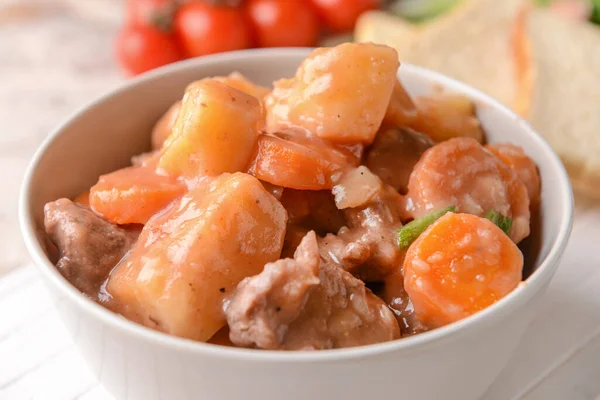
[525,8,600,198]
[355,0,526,110]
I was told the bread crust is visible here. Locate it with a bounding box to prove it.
[512,4,534,117]
[524,9,600,200]
[355,0,524,109]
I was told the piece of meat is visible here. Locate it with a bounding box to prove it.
[405,137,530,243]
[44,199,138,299]
[381,272,428,337]
[225,232,400,350]
[260,180,284,200]
[327,167,427,335]
[281,224,310,259]
[279,189,346,259]
[280,189,345,234]
[322,175,405,281]
[365,127,434,194]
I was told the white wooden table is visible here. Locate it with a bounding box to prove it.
[2,2,600,399]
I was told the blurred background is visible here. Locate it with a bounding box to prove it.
[1,0,598,277]
[1,0,120,276]
[2,1,600,399]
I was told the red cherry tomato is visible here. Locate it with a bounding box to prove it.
[115,25,183,76]
[245,0,319,48]
[174,3,251,57]
[309,0,380,32]
[126,0,176,28]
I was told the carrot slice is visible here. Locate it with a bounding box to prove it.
[486,143,541,207]
[248,131,360,190]
[90,166,186,225]
[404,212,523,328]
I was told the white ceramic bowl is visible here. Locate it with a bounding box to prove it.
[20,49,573,400]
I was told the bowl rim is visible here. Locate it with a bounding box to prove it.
[19,47,574,362]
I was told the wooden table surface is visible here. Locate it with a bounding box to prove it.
[2,2,600,399]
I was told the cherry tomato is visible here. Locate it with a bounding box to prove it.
[115,25,183,76]
[245,0,319,48]
[126,0,176,28]
[309,0,380,32]
[174,3,250,57]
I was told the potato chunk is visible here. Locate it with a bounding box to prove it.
[159,80,261,178]
[409,94,484,143]
[382,79,418,128]
[106,173,288,341]
[214,72,270,100]
[151,101,181,150]
[265,43,399,144]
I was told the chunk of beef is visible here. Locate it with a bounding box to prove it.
[324,166,427,336]
[280,189,346,234]
[322,172,406,281]
[44,199,138,299]
[225,232,400,350]
[280,189,346,258]
[381,273,428,337]
[365,127,434,194]
[280,224,310,259]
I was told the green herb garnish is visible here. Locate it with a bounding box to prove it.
[484,210,513,236]
[398,206,456,249]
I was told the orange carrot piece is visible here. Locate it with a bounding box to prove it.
[404,213,523,328]
[90,166,186,225]
[248,131,359,190]
[248,130,362,190]
[486,143,541,207]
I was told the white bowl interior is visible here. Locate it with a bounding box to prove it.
[21,48,573,356]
